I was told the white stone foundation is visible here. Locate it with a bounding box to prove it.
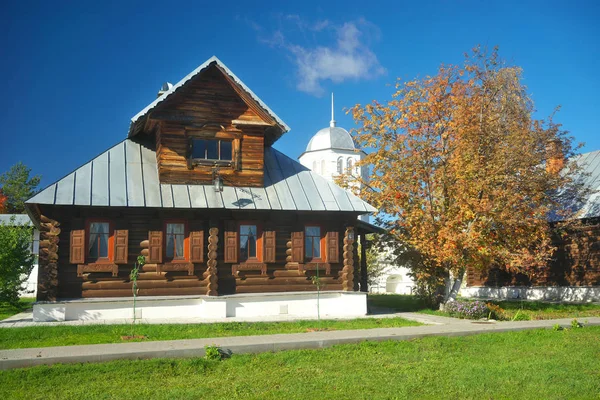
[32,291,368,322]
[460,286,600,303]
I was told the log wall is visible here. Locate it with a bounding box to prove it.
[467,218,600,287]
[149,66,277,187]
[40,206,356,299]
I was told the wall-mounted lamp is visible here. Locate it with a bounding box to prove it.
[212,166,223,192]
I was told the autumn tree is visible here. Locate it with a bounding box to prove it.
[350,47,586,307]
[0,189,7,214]
[0,162,41,214]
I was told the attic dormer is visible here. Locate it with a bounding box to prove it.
[128,57,289,187]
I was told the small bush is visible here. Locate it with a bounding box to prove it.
[571,319,582,329]
[445,300,489,319]
[204,346,222,361]
[486,303,507,320]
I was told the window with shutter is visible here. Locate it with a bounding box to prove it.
[148,231,163,263]
[164,221,188,262]
[291,231,304,263]
[224,222,238,263]
[84,219,115,263]
[327,231,339,263]
[190,230,204,263]
[114,230,129,264]
[70,229,86,264]
[263,231,276,263]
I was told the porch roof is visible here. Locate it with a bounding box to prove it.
[26,139,376,214]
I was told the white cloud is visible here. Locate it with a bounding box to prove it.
[253,17,385,96]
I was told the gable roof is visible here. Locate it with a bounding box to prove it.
[26,139,376,214]
[128,56,290,139]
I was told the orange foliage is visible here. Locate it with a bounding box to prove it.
[0,189,7,214]
[350,46,586,279]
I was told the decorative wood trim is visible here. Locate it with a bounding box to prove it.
[232,262,267,276]
[163,220,189,262]
[114,230,129,264]
[85,219,114,263]
[37,215,60,302]
[190,230,205,263]
[263,230,276,263]
[157,262,194,276]
[342,227,355,291]
[326,231,340,263]
[291,231,304,263]
[298,263,331,276]
[69,229,85,264]
[224,221,238,263]
[148,231,163,263]
[77,263,119,277]
[206,227,219,296]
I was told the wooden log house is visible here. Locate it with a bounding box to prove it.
[25,56,377,304]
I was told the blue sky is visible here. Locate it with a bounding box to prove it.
[1,0,598,187]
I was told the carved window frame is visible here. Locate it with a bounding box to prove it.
[164,219,189,263]
[85,219,114,264]
[304,224,326,263]
[238,221,263,263]
[186,125,242,170]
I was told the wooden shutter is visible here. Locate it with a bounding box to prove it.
[114,230,129,264]
[70,229,85,264]
[291,231,305,263]
[190,231,204,263]
[148,231,163,264]
[224,222,238,263]
[327,231,339,263]
[263,231,276,263]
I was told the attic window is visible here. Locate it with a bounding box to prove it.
[192,139,233,162]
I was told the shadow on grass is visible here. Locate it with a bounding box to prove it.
[0,298,35,321]
[368,294,431,313]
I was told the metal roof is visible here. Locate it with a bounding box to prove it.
[0,214,32,226]
[566,149,600,219]
[128,56,290,137]
[306,126,357,153]
[26,139,376,214]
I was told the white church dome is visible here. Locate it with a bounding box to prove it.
[305,126,356,152]
[305,93,356,152]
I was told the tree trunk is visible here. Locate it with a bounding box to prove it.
[440,267,466,310]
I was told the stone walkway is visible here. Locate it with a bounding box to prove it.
[1,312,598,370]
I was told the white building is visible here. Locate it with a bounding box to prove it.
[298,94,369,222]
[299,94,414,294]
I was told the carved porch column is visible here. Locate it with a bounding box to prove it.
[206,227,219,296]
[37,215,60,301]
[341,227,355,291]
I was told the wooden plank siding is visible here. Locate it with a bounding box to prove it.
[40,205,355,299]
[150,66,271,187]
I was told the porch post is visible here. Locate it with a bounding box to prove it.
[360,232,368,293]
[37,215,60,301]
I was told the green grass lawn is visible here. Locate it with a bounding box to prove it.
[0,298,35,321]
[1,327,599,399]
[0,317,420,350]
[368,294,600,320]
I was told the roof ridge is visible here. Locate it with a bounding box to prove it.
[128,56,290,138]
